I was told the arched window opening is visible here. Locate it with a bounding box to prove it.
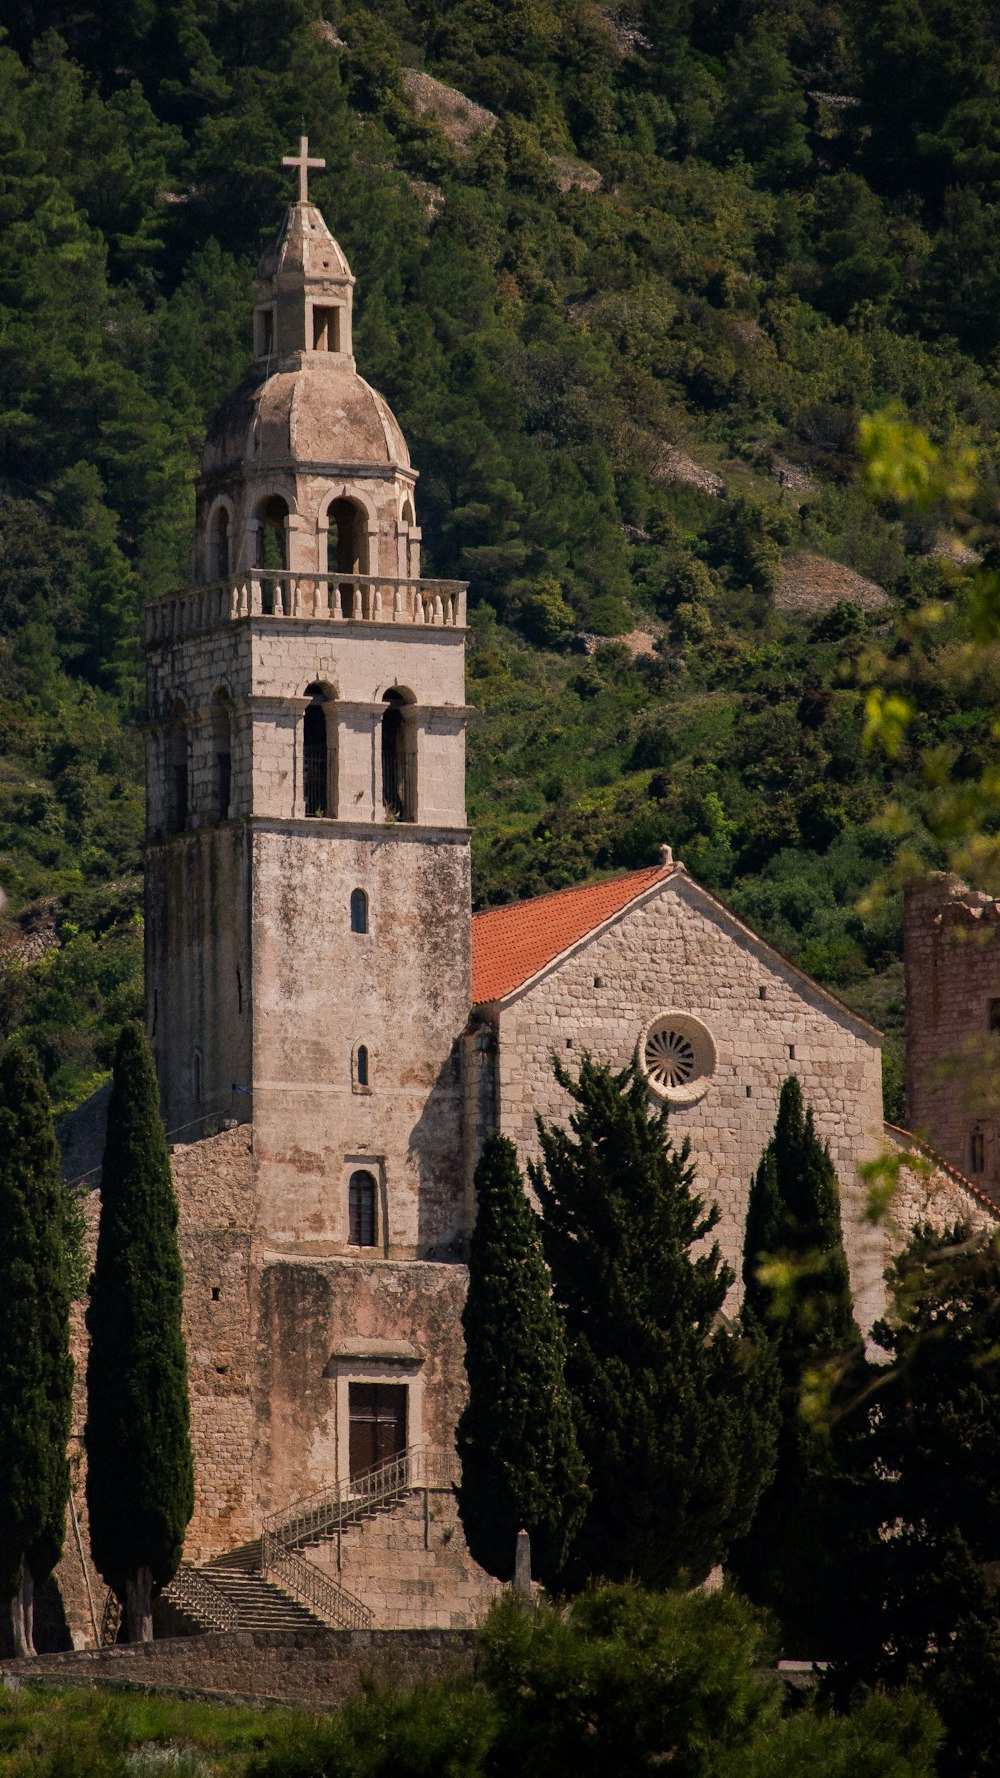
[356,1045,369,1089]
[166,715,188,835]
[256,496,289,610]
[401,499,414,527]
[303,692,328,818]
[971,1127,986,1174]
[208,505,231,582]
[350,889,368,934]
[255,306,275,357]
[349,1170,377,1247]
[381,690,413,823]
[329,497,368,616]
[312,306,340,351]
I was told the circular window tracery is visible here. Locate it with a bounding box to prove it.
[640,1012,716,1106]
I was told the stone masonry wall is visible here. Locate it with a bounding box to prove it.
[904,872,1000,1195]
[311,1489,501,1629]
[257,1255,469,1510]
[884,1124,1000,1245]
[6,1627,475,1709]
[493,874,886,1328]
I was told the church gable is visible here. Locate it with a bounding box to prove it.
[478,861,885,1321]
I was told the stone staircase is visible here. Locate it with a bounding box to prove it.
[159,1447,471,1637]
[162,1562,323,1633]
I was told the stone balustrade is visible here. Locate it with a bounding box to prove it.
[146,572,468,645]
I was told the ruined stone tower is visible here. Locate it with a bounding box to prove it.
[143,147,477,1541]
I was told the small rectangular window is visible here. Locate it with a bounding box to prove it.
[988,1000,1000,1033]
[312,306,339,351]
[787,1044,795,1060]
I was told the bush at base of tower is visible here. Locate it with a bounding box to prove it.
[457,1132,589,1589]
[85,1023,193,1643]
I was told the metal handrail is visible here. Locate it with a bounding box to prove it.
[261,1444,457,1557]
[266,1548,372,1631]
[161,1565,240,1632]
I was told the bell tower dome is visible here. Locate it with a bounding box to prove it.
[144,141,471,1303]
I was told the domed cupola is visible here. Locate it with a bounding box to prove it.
[194,137,421,600]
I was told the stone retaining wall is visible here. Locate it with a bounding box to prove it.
[4,1627,475,1709]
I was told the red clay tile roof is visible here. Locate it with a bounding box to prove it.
[471,863,675,1003]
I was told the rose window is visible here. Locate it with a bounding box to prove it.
[640,1013,716,1106]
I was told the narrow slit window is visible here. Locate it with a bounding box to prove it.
[988,999,1000,1033]
[971,1128,986,1174]
[217,750,231,819]
[260,308,275,356]
[356,1045,369,1088]
[350,889,369,933]
[349,1170,377,1247]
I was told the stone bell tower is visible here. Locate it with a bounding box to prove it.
[143,144,475,1525]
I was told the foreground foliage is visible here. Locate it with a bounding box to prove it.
[830,1224,1000,1778]
[249,1586,939,1778]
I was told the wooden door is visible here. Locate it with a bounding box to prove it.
[348,1383,407,1480]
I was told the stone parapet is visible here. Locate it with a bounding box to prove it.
[3,1626,476,1709]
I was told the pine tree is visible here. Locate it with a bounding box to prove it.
[456,1134,589,1589]
[531,1055,778,1590]
[85,1024,193,1642]
[0,1038,75,1657]
[730,1076,864,1653]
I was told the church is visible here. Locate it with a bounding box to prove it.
[59,145,1000,1638]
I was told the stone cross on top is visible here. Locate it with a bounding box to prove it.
[282,135,326,204]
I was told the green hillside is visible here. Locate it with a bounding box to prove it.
[1,0,997,1114]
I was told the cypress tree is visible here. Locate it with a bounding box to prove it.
[456,1134,589,1589]
[0,1038,76,1656]
[531,1055,778,1591]
[85,1024,193,1642]
[730,1076,864,1652]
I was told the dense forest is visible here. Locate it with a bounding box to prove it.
[1,0,999,1115]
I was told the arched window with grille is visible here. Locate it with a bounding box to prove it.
[349,1169,377,1247]
[350,889,368,933]
[303,703,327,817]
[381,690,414,822]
